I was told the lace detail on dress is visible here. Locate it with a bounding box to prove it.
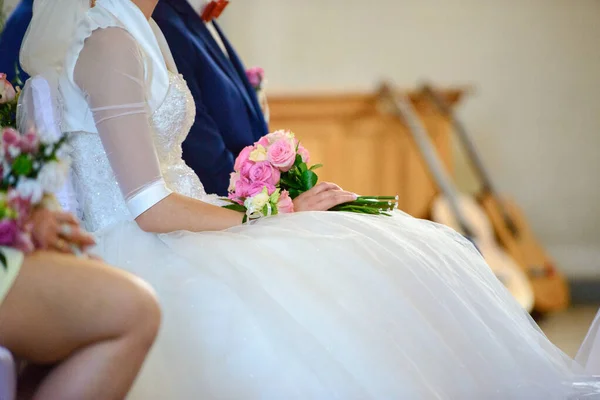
[69,73,223,232]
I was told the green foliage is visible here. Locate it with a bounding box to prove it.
[0,99,18,128]
[0,251,6,271]
[0,0,6,34]
[0,135,68,191]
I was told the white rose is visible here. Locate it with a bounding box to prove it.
[37,161,68,193]
[16,178,44,204]
[248,145,268,162]
[244,189,270,216]
[8,145,20,159]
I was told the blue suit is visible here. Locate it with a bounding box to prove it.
[153,0,268,196]
[0,0,32,83]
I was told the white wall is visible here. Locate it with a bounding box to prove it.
[221,0,600,278]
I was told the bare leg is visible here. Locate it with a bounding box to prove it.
[0,251,161,400]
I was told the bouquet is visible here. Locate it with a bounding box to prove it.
[0,73,20,128]
[223,129,398,222]
[0,123,69,267]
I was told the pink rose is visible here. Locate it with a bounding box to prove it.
[227,192,244,205]
[246,67,264,89]
[0,219,18,246]
[13,230,34,253]
[266,130,293,145]
[297,144,310,164]
[0,74,16,104]
[234,145,254,172]
[267,138,296,172]
[248,161,281,186]
[247,181,276,197]
[257,135,270,148]
[8,192,32,226]
[228,172,241,193]
[240,160,254,178]
[2,128,21,148]
[20,130,40,153]
[277,190,294,214]
[228,176,252,203]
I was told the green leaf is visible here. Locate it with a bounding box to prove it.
[222,203,247,213]
[300,170,318,190]
[11,155,33,176]
[309,164,323,171]
[279,175,303,190]
[328,203,393,217]
[299,163,308,174]
[294,154,303,167]
[288,188,301,199]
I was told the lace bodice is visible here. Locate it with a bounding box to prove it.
[69,73,221,232]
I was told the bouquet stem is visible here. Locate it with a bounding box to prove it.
[330,196,399,216]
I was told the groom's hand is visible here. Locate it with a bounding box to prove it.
[293,182,357,212]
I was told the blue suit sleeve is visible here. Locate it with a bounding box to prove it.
[0,7,31,82]
[157,21,235,196]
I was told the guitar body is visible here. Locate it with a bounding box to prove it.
[431,194,535,312]
[421,83,570,314]
[479,193,570,312]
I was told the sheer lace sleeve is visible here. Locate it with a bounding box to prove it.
[74,27,171,218]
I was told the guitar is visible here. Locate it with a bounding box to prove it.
[421,83,569,313]
[379,83,534,312]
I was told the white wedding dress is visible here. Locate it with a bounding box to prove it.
[18,0,600,399]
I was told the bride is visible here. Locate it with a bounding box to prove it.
[19,0,600,398]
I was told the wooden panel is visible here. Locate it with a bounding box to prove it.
[268,89,466,218]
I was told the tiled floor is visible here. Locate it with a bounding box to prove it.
[539,304,599,357]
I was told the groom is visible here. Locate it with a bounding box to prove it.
[0,0,268,196]
[153,0,269,195]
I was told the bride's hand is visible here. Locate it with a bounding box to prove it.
[30,208,96,253]
[293,182,357,212]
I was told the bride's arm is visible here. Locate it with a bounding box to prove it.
[74,28,355,233]
[136,193,243,233]
[74,28,244,232]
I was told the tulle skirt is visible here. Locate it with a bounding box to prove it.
[92,211,599,399]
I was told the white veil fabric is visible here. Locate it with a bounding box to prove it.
[20,0,170,134]
[19,0,90,214]
[20,0,90,81]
